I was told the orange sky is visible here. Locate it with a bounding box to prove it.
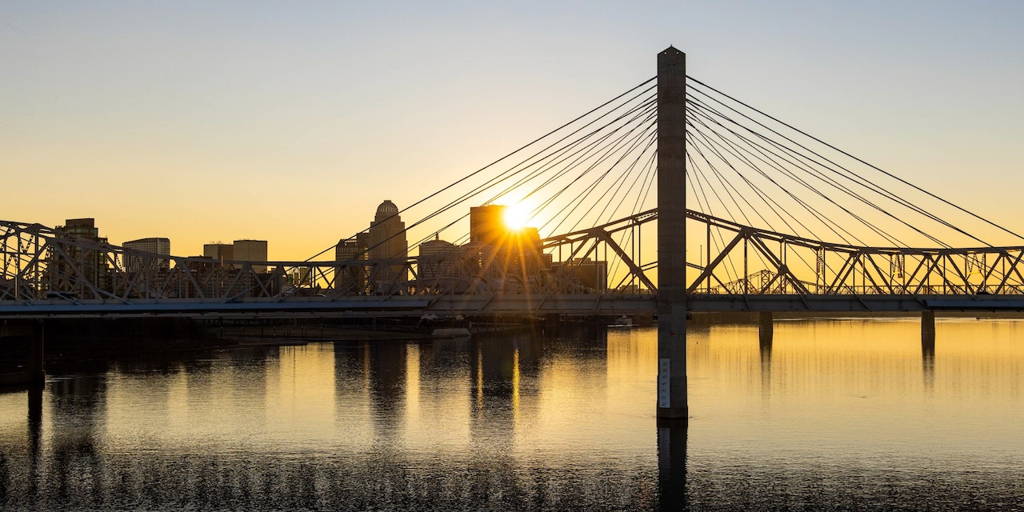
[3,2,1022,260]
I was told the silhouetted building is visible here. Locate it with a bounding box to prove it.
[49,218,109,293]
[552,257,607,291]
[418,237,460,283]
[367,200,408,293]
[334,236,367,293]
[123,237,170,271]
[203,243,233,265]
[470,205,506,246]
[233,239,268,273]
[468,205,545,291]
[204,240,267,272]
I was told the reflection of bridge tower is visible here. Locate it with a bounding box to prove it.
[922,312,936,392]
[368,200,408,293]
[759,313,774,395]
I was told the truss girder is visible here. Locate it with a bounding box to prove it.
[4,209,1024,304]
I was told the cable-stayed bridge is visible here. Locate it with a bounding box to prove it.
[4,49,1024,318]
[4,47,1024,415]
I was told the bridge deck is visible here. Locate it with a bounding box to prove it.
[1,294,1023,319]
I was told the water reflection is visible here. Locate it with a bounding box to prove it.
[0,318,1022,510]
[922,329,936,393]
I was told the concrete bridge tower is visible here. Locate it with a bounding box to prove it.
[656,47,688,419]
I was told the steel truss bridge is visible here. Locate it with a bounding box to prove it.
[4,47,1024,320]
[4,206,1024,318]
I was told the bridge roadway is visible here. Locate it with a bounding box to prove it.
[1,294,1023,319]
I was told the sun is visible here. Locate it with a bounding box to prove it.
[503,202,531,231]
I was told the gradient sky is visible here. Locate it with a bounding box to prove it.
[3,1,1022,259]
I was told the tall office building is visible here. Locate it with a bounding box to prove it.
[233,239,268,273]
[123,237,171,271]
[49,218,109,293]
[468,205,545,288]
[470,205,506,245]
[367,200,408,292]
[334,236,367,293]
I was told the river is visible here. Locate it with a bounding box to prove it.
[0,318,1022,510]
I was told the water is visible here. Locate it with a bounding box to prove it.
[1,318,1022,510]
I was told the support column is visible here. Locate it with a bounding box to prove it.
[921,310,935,346]
[657,47,688,419]
[29,320,45,387]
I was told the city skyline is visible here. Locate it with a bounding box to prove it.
[4,1,1024,261]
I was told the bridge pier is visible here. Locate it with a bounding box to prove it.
[758,312,774,346]
[921,310,936,346]
[29,320,45,387]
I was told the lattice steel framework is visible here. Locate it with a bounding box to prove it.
[5,211,1024,304]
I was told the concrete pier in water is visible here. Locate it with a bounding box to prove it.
[656,46,688,419]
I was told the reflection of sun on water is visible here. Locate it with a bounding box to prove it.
[503,202,531,231]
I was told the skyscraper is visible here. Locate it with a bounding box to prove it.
[367,200,408,292]
[123,237,171,271]
[49,218,109,294]
[468,205,545,290]
[334,236,367,293]
[470,205,506,246]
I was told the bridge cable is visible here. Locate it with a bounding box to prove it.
[304,76,657,263]
[687,102,920,247]
[357,91,658,262]
[686,108,873,245]
[685,128,833,280]
[686,94,959,246]
[686,78,1014,244]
